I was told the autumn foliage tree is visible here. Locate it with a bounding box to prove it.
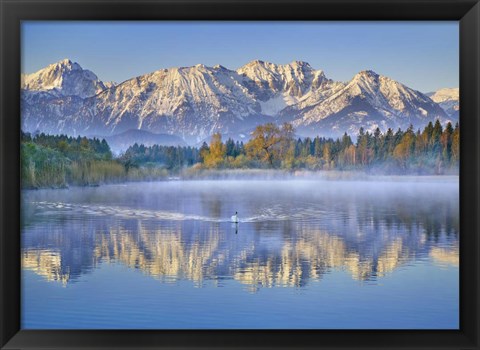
[201,133,226,168]
[245,123,294,168]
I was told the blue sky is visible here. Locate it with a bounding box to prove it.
[21,21,458,93]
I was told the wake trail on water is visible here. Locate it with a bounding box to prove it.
[30,201,328,223]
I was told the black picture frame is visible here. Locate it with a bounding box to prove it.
[1,0,479,349]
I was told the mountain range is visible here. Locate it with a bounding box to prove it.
[21,59,458,150]
[427,87,459,120]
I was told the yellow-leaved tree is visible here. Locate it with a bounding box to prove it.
[202,133,226,168]
[245,123,294,168]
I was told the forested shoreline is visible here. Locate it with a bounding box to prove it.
[21,120,459,189]
[21,133,168,189]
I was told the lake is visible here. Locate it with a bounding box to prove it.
[21,177,459,329]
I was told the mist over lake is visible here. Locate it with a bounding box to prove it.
[21,177,459,329]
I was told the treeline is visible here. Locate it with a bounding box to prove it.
[21,132,167,189]
[120,144,201,171]
[22,132,113,161]
[21,120,459,188]
[125,120,459,175]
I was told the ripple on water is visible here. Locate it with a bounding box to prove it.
[31,201,339,224]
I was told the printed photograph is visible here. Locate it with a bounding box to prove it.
[21,21,459,329]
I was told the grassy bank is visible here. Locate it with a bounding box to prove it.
[21,140,168,189]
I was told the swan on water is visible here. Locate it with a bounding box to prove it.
[231,211,239,223]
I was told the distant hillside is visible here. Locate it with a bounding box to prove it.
[102,129,186,154]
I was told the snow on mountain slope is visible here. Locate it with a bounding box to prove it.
[427,88,459,118]
[427,87,459,103]
[292,70,447,136]
[21,59,452,143]
[87,63,271,142]
[22,59,108,98]
[237,60,347,117]
[237,60,319,98]
[258,94,296,116]
[103,81,117,89]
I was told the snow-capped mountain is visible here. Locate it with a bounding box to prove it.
[238,60,345,116]
[21,59,452,144]
[89,63,267,142]
[22,59,108,98]
[238,60,321,98]
[427,88,459,119]
[291,70,448,136]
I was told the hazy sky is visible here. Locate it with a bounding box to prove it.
[22,21,458,93]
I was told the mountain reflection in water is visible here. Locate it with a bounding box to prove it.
[21,179,459,293]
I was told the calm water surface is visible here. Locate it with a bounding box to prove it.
[21,177,459,329]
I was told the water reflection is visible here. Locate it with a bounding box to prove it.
[430,247,459,267]
[21,180,459,329]
[21,188,458,292]
[22,249,69,285]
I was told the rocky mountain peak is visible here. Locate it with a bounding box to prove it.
[22,58,106,98]
[20,59,454,143]
[427,87,459,117]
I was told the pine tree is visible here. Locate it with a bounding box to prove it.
[451,122,460,164]
[441,122,454,164]
[314,136,323,158]
[199,142,209,162]
[225,138,236,157]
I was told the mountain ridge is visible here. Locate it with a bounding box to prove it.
[21,59,456,145]
[426,87,459,118]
